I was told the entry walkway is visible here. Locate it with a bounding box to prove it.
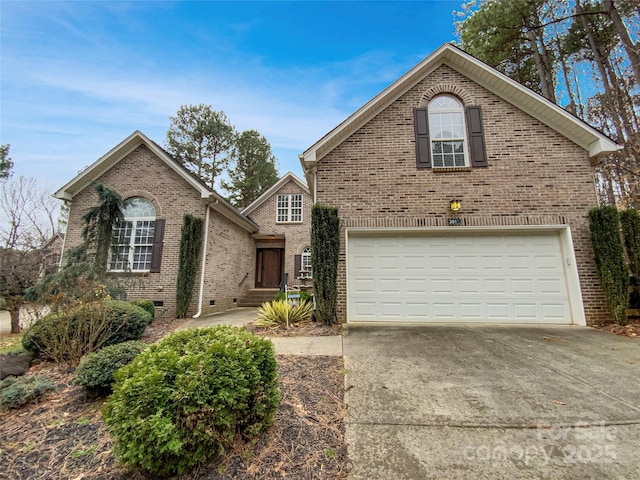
[179,307,342,356]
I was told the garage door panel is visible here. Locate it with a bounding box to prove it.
[513,303,538,319]
[348,231,574,324]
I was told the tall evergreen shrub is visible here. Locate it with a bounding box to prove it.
[311,205,340,324]
[589,206,629,325]
[175,215,203,318]
[621,208,640,308]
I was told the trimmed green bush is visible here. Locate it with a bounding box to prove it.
[589,206,629,325]
[311,204,340,324]
[129,299,155,322]
[273,290,313,303]
[22,300,151,364]
[74,341,147,395]
[103,326,280,477]
[0,375,56,411]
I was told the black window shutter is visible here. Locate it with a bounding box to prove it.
[413,108,431,168]
[466,106,488,167]
[150,219,165,273]
[294,255,301,278]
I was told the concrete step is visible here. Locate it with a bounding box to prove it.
[237,289,279,307]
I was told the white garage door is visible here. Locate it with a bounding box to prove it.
[347,231,575,324]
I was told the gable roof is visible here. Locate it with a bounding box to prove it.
[299,43,620,186]
[241,171,310,216]
[53,130,258,233]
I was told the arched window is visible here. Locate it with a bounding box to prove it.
[301,246,312,279]
[109,197,156,272]
[428,94,467,168]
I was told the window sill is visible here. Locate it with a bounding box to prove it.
[432,167,472,173]
[276,221,304,225]
[106,271,152,277]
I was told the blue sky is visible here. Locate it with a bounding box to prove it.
[1,1,465,192]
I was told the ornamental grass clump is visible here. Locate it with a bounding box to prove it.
[255,299,314,327]
[103,326,280,478]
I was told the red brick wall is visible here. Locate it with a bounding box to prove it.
[315,65,608,324]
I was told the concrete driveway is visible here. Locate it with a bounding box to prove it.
[343,325,640,479]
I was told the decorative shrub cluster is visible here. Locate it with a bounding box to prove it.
[22,300,152,364]
[129,299,155,320]
[73,340,147,395]
[103,326,280,477]
[255,299,314,327]
[0,375,56,411]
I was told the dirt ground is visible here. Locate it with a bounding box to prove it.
[0,316,349,480]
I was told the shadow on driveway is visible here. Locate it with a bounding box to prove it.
[343,325,640,479]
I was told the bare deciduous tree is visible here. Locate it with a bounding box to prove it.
[0,176,61,332]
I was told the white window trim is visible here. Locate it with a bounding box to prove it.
[276,193,303,223]
[300,246,312,279]
[108,199,156,273]
[428,95,468,168]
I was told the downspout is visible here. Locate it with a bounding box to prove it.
[313,168,317,204]
[58,213,69,270]
[192,203,212,318]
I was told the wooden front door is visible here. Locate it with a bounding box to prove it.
[256,248,283,288]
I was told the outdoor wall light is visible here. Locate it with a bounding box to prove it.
[450,199,461,212]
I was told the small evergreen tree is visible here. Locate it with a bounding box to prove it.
[621,208,640,308]
[28,183,125,311]
[311,205,340,325]
[589,206,629,325]
[175,214,203,318]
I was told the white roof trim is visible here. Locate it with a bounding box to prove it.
[300,43,619,173]
[53,130,258,233]
[53,130,212,201]
[242,171,309,216]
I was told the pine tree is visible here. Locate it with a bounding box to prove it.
[222,130,279,208]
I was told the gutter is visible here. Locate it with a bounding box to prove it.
[192,203,212,318]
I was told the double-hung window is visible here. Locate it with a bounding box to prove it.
[276,194,303,223]
[108,198,156,272]
[428,94,467,168]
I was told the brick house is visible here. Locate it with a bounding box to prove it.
[241,172,313,291]
[54,131,311,317]
[299,43,619,326]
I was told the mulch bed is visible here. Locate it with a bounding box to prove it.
[0,356,348,480]
[1,312,348,478]
[593,317,640,337]
[246,320,341,338]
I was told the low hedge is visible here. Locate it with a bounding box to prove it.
[74,340,148,395]
[22,300,151,364]
[103,326,280,477]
